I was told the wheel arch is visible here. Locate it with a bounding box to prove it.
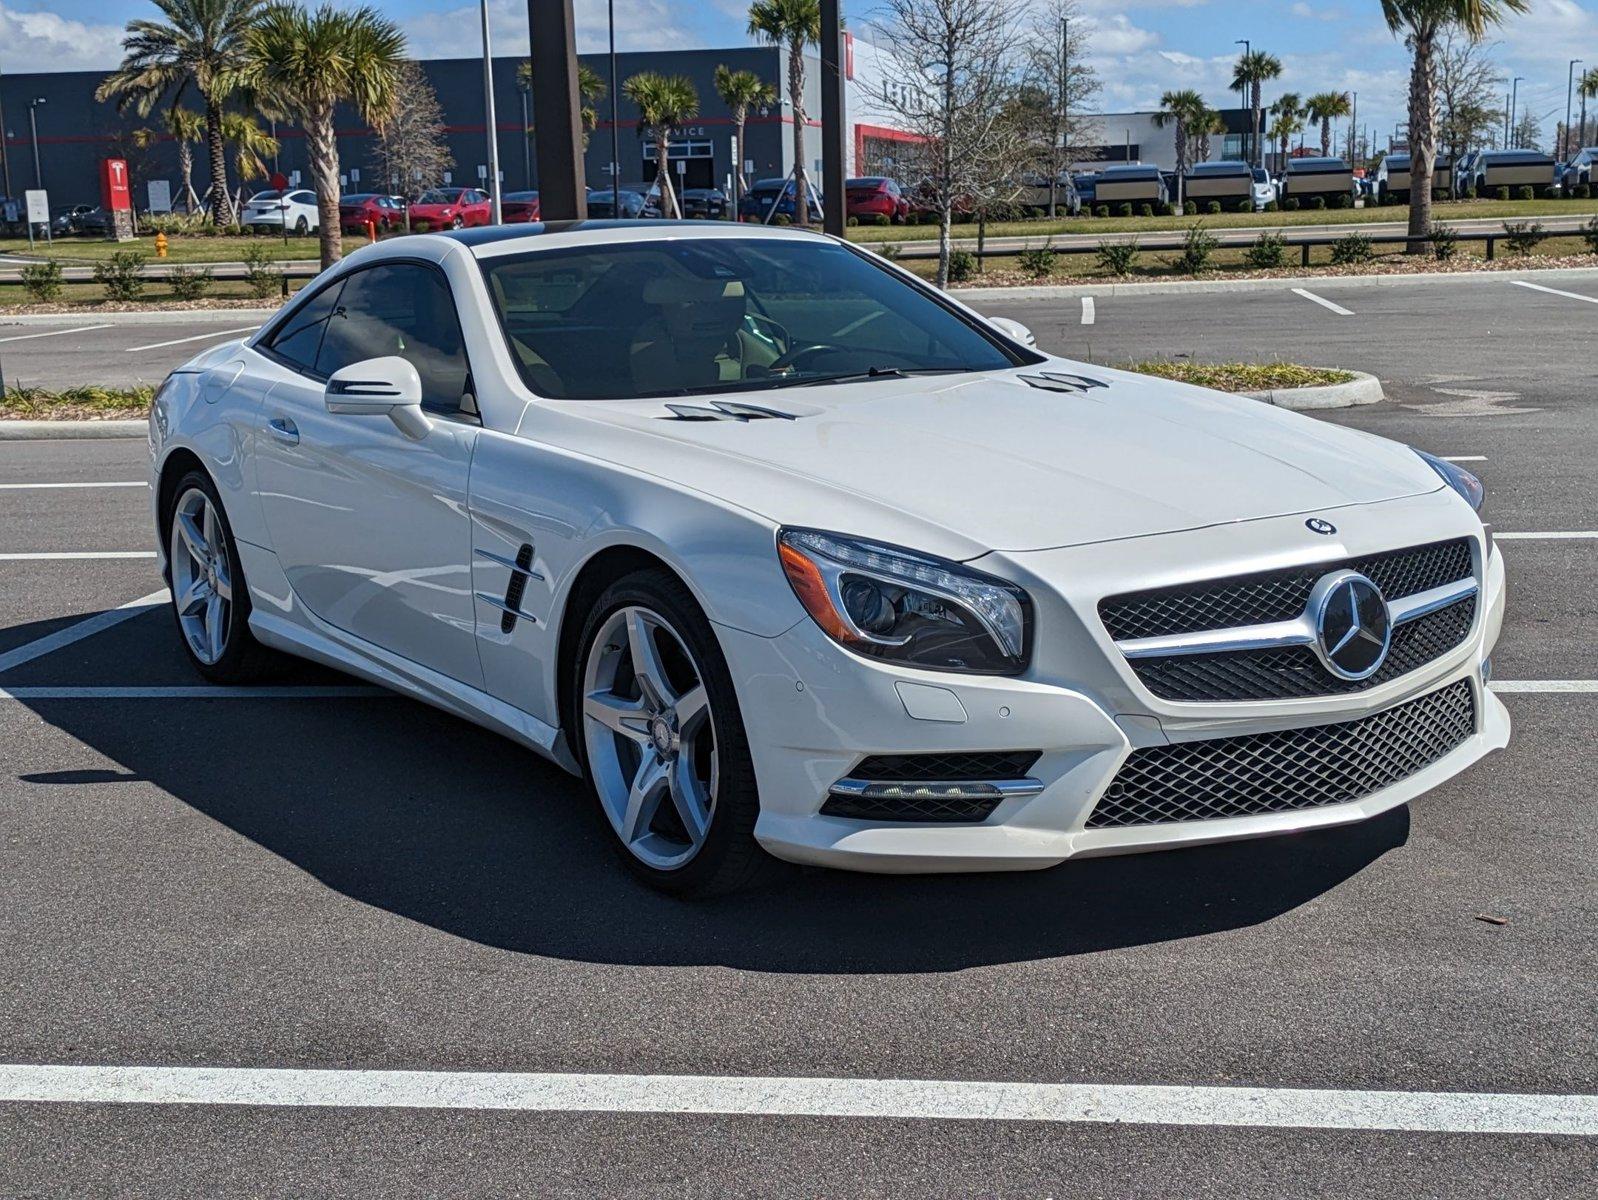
[155,447,211,550]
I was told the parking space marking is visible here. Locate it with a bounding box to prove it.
[2,1065,1592,1135]
[1290,288,1354,316]
[0,686,387,700]
[0,481,144,490]
[1495,532,1598,540]
[1511,280,1598,305]
[0,590,167,675]
[0,324,114,344]
[0,551,156,560]
[1491,680,1598,693]
[124,326,259,353]
[1080,297,1096,325]
[1441,456,1486,463]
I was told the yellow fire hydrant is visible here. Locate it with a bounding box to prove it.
[154,232,169,259]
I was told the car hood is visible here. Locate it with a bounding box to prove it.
[538,364,1442,558]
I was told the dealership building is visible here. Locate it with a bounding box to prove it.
[2,36,923,210]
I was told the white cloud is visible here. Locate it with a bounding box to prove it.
[400,0,698,60]
[0,4,124,70]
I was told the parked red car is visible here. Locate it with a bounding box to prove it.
[502,190,541,222]
[408,187,492,230]
[844,176,909,224]
[338,193,406,235]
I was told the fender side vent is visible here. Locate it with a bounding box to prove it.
[1019,371,1109,393]
[662,400,799,422]
[501,543,535,634]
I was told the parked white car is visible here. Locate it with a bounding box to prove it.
[241,188,320,234]
[1250,167,1278,210]
[147,223,1508,893]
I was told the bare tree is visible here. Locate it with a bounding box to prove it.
[369,60,454,200]
[1016,0,1099,215]
[869,0,1024,287]
[1435,29,1504,160]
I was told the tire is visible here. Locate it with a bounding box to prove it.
[571,568,772,895]
[164,470,279,684]
[294,215,308,234]
[451,216,464,229]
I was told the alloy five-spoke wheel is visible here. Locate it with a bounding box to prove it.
[169,486,233,666]
[582,605,718,871]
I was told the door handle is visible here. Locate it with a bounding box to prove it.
[267,416,299,445]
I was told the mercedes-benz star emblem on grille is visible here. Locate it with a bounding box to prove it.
[1310,570,1392,680]
[1305,517,1337,535]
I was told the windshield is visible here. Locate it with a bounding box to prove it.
[479,237,1027,400]
[418,189,463,204]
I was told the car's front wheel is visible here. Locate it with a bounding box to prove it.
[166,471,277,683]
[574,569,768,894]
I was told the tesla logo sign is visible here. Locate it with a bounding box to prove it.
[101,159,132,212]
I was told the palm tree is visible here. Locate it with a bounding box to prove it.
[1151,89,1206,207]
[1269,93,1303,167]
[95,0,266,225]
[221,112,278,219]
[164,106,207,212]
[624,73,699,219]
[517,60,607,146]
[1194,108,1228,164]
[715,65,776,202]
[241,3,406,268]
[1230,49,1282,169]
[1577,66,1598,149]
[748,0,820,227]
[1306,91,1352,158]
[1381,1,1529,249]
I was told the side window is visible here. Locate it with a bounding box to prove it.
[315,263,472,414]
[264,281,345,372]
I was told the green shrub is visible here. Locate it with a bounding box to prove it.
[1167,223,1218,274]
[1329,231,1375,265]
[1582,216,1598,255]
[1512,185,1534,201]
[1114,202,1133,217]
[1017,246,1057,278]
[845,215,859,227]
[1134,203,1149,217]
[1204,200,1221,215]
[166,264,214,301]
[1096,238,1139,276]
[875,242,902,262]
[412,218,432,232]
[946,249,976,283]
[773,213,792,226]
[1493,186,1509,201]
[1283,197,1300,211]
[240,241,282,299]
[1574,184,1592,200]
[1093,204,1109,218]
[1462,186,1476,200]
[92,251,148,302]
[1334,192,1354,208]
[1308,195,1326,210]
[1183,200,1198,215]
[1264,200,1279,212]
[1428,223,1458,261]
[1243,231,1287,269]
[1502,219,1545,255]
[144,212,214,235]
[19,259,64,302]
[872,212,890,226]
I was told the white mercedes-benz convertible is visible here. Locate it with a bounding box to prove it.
[148,222,1507,893]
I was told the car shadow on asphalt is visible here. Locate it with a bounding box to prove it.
[6,614,1409,974]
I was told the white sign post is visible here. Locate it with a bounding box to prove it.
[147,180,173,215]
[24,190,49,249]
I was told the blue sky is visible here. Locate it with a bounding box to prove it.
[17,1,1598,151]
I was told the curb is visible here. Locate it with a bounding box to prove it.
[951,264,1598,302]
[0,420,147,440]
[1242,370,1383,411]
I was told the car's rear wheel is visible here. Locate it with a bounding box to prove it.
[166,472,277,683]
[574,570,769,895]
[294,215,308,234]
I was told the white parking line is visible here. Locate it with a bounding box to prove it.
[0,551,157,560]
[1510,280,1598,305]
[1290,287,1354,316]
[124,326,258,353]
[1490,680,1598,693]
[0,686,388,700]
[0,590,167,675]
[0,324,114,344]
[1080,297,1096,325]
[0,481,144,490]
[1,1065,1592,1135]
[1494,532,1598,540]
[1441,456,1486,463]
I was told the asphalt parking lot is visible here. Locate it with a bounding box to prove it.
[1,271,1594,1196]
[0,313,274,391]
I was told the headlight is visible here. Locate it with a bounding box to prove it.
[777,528,1032,675]
[1415,449,1483,511]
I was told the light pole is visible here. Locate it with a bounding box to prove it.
[1566,60,1583,162]
[0,60,13,197]
[1349,91,1357,163]
[27,96,44,190]
[479,0,503,223]
[1509,76,1523,147]
[1235,39,1251,166]
[609,0,620,215]
[518,77,532,191]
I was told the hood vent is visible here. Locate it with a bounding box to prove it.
[661,400,800,422]
[1018,371,1109,394]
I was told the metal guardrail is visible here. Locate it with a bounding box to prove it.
[888,229,1555,265]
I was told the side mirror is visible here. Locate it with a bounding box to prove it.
[987,316,1035,347]
[324,356,431,439]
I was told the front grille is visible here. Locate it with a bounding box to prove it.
[849,751,1041,782]
[1132,597,1476,702]
[822,790,1004,823]
[1099,539,1472,641]
[1087,678,1476,829]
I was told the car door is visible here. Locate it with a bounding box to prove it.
[252,260,484,687]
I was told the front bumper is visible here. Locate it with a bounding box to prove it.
[726,497,1508,874]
